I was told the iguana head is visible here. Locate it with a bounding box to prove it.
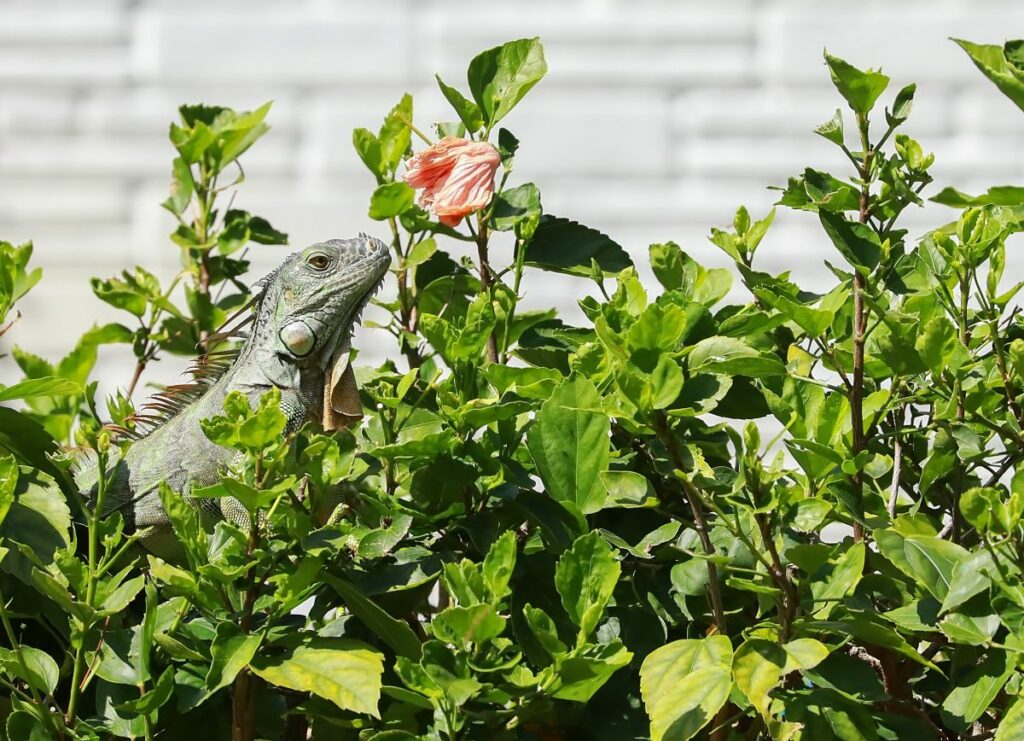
[241,235,390,430]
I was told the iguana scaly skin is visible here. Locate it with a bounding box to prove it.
[76,236,390,557]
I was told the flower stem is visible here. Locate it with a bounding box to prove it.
[389,218,422,369]
[850,111,872,544]
[474,213,499,364]
[499,237,528,364]
[66,444,109,728]
[654,413,726,634]
[395,112,433,146]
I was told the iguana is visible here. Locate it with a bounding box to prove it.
[76,236,390,557]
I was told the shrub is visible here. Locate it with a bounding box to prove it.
[3,34,1024,740]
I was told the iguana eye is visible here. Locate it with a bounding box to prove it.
[307,253,331,270]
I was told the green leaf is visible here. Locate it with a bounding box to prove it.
[147,555,198,599]
[378,93,413,173]
[640,636,733,741]
[824,51,890,114]
[939,611,999,646]
[251,640,384,717]
[954,38,1024,114]
[650,241,686,291]
[162,156,194,215]
[549,640,632,703]
[6,709,51,741]
[94,628,145,686]
[783,638,830,673]
[733,638,786,718]
[214,101,272,170]
[815,108,845,146]
[882,598,940,633]
[997,697,1024,740]
[116,666,174,715]
[432,604,506,648]
[353,127,384,180]
[1,468,72,582]
[369,182,415,220]
[931,184,1024,208]
[554,531,620,644]
[903,535,969,602]
[435,75,484,133]
[941,645,1016,732]
[155,481,205,560]
[915,317,969,375]
[523,604,567,658]
[453,293,497,360]
[0,646,59,696]
[191,478,285,516]
[688,336,786,377]
[325,576,421,659]
[755,290,834,337]
[888,83,916,125]
[818,209,882,271]
[941,550,994,613]
[404,237,437,268]
[204,622,263,699]
[99,575,145,615]
[0,456,17,527]
[808,616,939,671]
[811,542,865,618]
[467,37,547,126]
[490,183,541,239]
[527,376,609,514]
[482,530,516,601]
[90,273,149,317]
[250,216,287,246]
[170,119,215,164]
[627,303,690,355]
[599,470,656,509]
[524,216,632,277]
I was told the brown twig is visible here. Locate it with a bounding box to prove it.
[654,413,727,635]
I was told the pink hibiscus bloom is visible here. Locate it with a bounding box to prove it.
[403,136,501,227]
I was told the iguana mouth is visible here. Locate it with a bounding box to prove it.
[322,245,390,431]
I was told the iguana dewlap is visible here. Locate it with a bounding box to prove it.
[75,236,390,557]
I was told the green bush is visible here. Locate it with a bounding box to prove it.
[3,35,1024,740]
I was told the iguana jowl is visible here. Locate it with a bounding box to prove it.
[76,236,391,556]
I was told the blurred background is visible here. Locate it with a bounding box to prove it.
[2,0,1024,396]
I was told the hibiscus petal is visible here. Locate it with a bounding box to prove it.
[432,145,501,219]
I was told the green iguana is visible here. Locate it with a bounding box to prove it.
[76,236,390,556]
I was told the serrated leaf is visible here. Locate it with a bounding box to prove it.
[824,51,890,114]
[524,216,632,277]
[528,376,609,514]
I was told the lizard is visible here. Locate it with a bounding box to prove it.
[75,235,391,557]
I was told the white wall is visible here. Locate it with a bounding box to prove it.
[2,0,1024,395]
